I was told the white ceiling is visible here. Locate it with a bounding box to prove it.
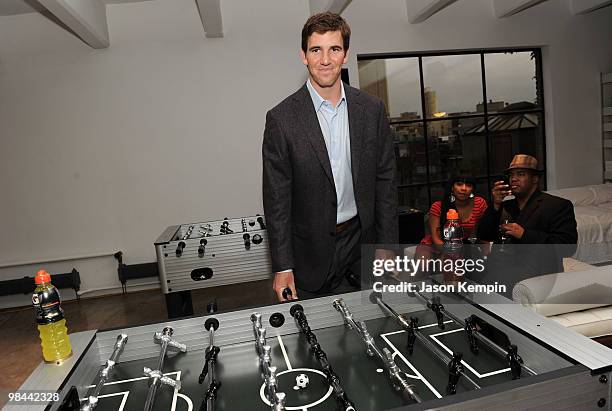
[0,0,150,16]
[0,0,44,16]
[2,0,611,49]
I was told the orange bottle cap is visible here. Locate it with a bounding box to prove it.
[35,269,51,284]
[446,209,459,220]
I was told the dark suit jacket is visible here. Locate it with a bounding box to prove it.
[476,190,578,285]
[262,83,398,291]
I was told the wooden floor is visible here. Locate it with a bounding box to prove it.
[1,280,276,393]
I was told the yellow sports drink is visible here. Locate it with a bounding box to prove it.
[32,269,72,362]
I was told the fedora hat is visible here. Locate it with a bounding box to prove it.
[505,154,542,173]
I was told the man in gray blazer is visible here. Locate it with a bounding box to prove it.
[262,12,398,301]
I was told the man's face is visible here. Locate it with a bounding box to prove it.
[508,169,538,197]
[300,30,348,90]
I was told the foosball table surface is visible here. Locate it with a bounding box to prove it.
[9,288,612,411]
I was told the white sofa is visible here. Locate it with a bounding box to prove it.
[546,183,612,264]
[513,259,612,338]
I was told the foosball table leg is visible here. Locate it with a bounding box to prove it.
[165,290,194,318]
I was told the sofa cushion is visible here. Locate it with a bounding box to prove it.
[547,183,612,207]
[592,183,612,204]
[512,262,611,317]
[547,186,597,206]
[548,306,612,338]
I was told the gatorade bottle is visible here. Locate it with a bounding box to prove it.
[442,209,463,251]
[32,270,72,363]
[442,209,463,284]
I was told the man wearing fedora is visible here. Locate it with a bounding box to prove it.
[475,154,578,288]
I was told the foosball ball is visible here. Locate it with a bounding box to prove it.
[154,215,272,317]
[9,282,612,411]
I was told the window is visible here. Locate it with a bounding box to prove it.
[358,49,545,210]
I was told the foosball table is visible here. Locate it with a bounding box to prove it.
[8,282,612,411]
[154,215,272,317]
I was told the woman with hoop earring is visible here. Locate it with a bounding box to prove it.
[416,175,488,258]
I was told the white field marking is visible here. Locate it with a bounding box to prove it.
[170,371,184,411]
[379,319,452,381]
[382,320,454,338]
[117,391,129,410]
[277,334,293,370]
[85,371,181,387]
[429,328,510,378]
[80,391,129,411]
[176,393,193,411]
[380,334,442,399]
[259,368,333,410]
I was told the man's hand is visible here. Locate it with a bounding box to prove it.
[272,271,298,302]
[501,222,524,239]
[375,248,396,262]
[492,180,511,210]
[375,248,399,279]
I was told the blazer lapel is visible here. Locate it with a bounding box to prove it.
[293,85,334,186]
[517,191,543,225]
[346,85,364,185]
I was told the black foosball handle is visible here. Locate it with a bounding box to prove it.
[198,239,207,257]
[206,300,218,314]
[289,303,304,318]
[199,346,220,384]
[175,241,186,257]
[282,287,293,301]
[257,216,266,229]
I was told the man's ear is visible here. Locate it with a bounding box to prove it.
[300,49,308,66]
[342,49,349,65]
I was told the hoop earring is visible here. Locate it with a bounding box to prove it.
[450,193,455,202]
[469,193,474,199]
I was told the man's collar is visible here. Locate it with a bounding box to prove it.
[306,78,345,110]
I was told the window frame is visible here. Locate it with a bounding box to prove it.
[357,47,546,209]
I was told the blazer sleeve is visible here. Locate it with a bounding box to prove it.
[262,111,294,272]
[520,199,578,249]
[374,101,399,244]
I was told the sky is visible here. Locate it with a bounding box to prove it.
[373,51,537,118]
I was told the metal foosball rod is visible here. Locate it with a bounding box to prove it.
[369,293,480,394]
[289,304,357,411]
[199,317,221,411]
[182,224,195,240]
[332,299,423,404]
[250,313,286,411]
[80,334,128,411]
[143,327,187,411]
[410,290,537,378]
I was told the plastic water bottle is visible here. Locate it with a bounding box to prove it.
[32,269,72,363]
[442,209,463,251]
[442,209,463,284]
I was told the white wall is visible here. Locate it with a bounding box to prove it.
[1,0,611,307]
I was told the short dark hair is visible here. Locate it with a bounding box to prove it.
[301,12,351,53]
